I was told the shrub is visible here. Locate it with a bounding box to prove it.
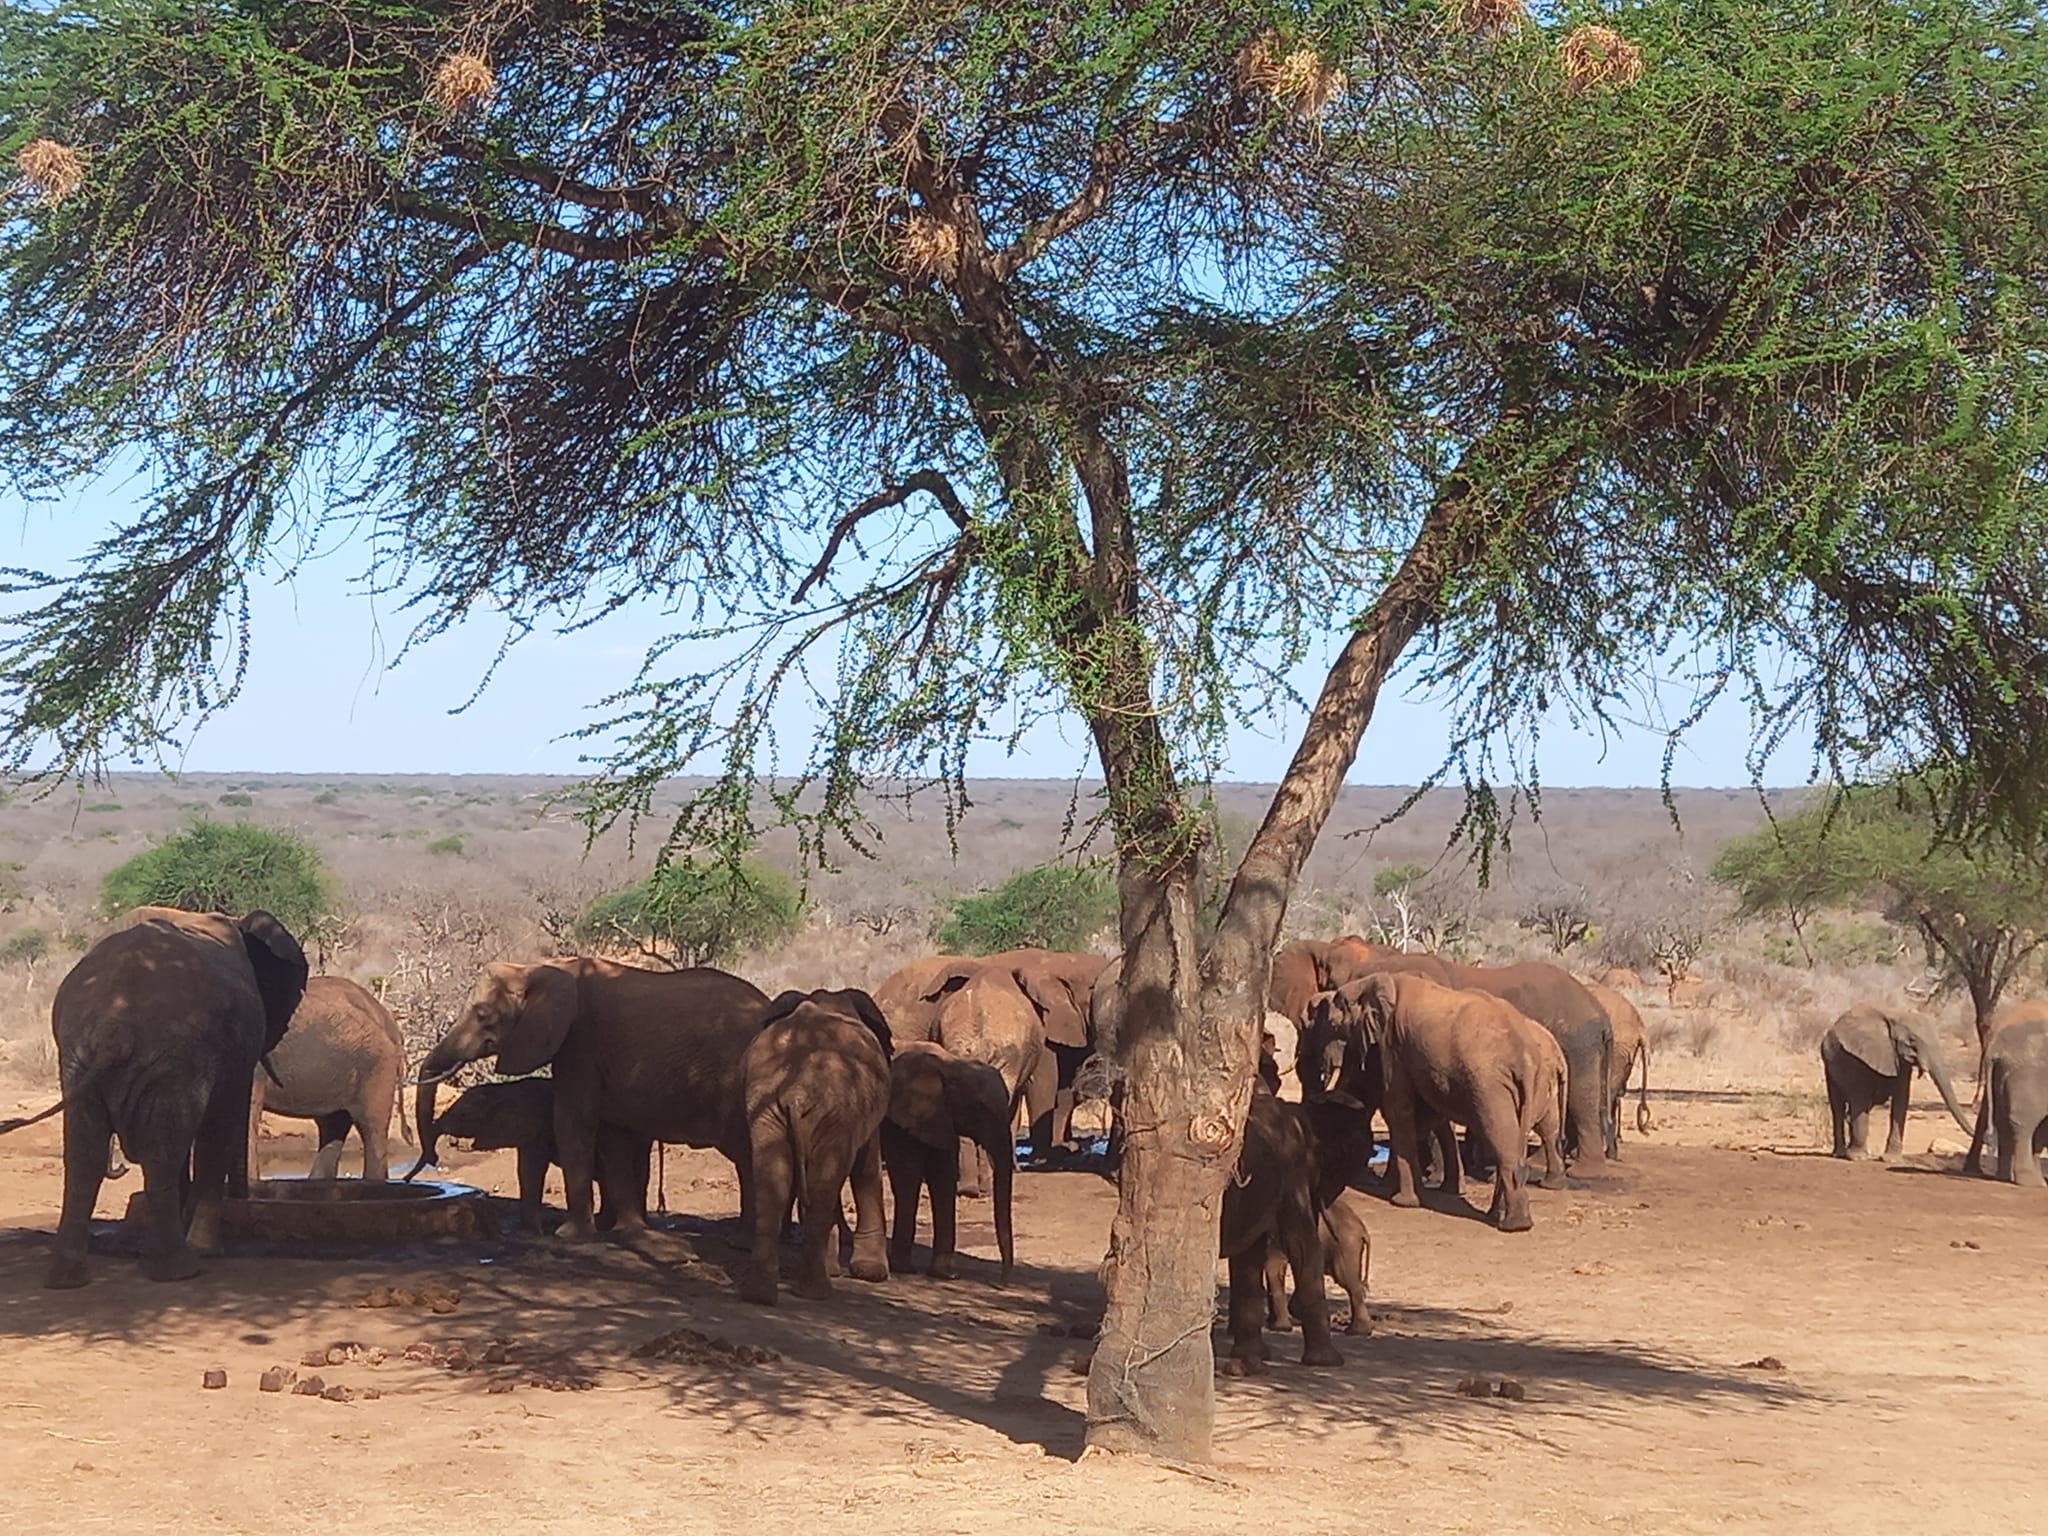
[0,929,49,965]
[576,858,802,967]
[216,791,253,807]
[313,789,340,805]
[1373,862,1428,898]
[425,835,466,857]
[83,802,120,813]
[102,820,337,933]
[937,861,1116,955]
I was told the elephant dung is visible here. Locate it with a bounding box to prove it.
[200,1369,228,1390]
[319,1384,355,1404]
[258,1367,297,1393]
[292,1375,326,1396]
[1455,1375,1492,1398]
[1496,1377,1526,1401]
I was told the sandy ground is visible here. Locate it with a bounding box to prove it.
[0,1081,2039,1535]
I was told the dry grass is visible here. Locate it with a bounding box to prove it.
[1559,24,1646,88]
[1448,0,1527,35]
[428,52,496,113]
[898,212,962,280]
[17,138,84,203]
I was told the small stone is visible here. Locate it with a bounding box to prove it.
[1456,1375,1492,1398]
[201,1369,228,1390]
[293,1376,326,1396]
[320,1383,355,1403]
[325,1345,355,1366]
[486,1380,516,1394]
[1495,1377,1526,1401]
[362,1388,383,1401]
[480,1342,511,1365]
[258,1368,296,1393]
[1739,1356,1785,1372]
[300,1349,330,1367]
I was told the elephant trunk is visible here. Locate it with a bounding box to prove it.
[1924,1045,1975,1140]
[986,1130,1015,1282]
[406,1076,441,1182]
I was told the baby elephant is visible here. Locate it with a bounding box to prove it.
[1263,1189,1373,1337]
[882,1041,1016,1282]
[1334,972,1567,1231]
[430,1077,647,1234]
[1820,1004,1973,1161]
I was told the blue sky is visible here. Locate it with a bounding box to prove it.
[3,486,1809,786]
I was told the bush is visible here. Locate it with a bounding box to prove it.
[938,861,1116,955]
[425,835,466,857]
[313,789,340,805]
[83,802,120,813]
[102,821,337,933]
[0,928,49,965]
[216,791,253,807]
[1373,862,1427,898]
[576,858,802,967]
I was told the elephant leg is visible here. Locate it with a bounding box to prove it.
[245,1077,266,1184]
[355,1102,390,1184]
[515,1144,549,1234]
[1477,1102,1533,1232]
[47,1096,113,1289]
[1264,1247,1292,1331]
[845,1132,889,1283]
[1847,1103,1872,1159]
[956,1135,987,1198]
[1024,1050,1058,1156]
[138,1155,201,1283]
[597,1128,651,1235]
[1535,1099,1568,1191]
[882,1128,923,1274]
[186,1085,245,1257]
[1883,1072,1911,1160]
[1224,1239,1273,1374]
[792,1140,848,1302]
[741,1109,794,1305]
[1827,1065,1852,1158]
[1383,1093,1425,1209]
[1324,1204,1373,1336]
[1434,1118,1464,1198]
[551,1098,601,1242]
[924,1140,961,1279]
[1964,1088,1992,1176]
[309,1111,353,1180]
[1278,1198,1341,1366]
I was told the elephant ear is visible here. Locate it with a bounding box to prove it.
[835,988,894,1057]
[1013,965,1089,1048]
[889,1049,957,1150]
[497,964,580,1076]
[917,962,979,1005]
[237,911,310,1054]
[1357,973,1400,1043]
[1833,1007,1901,1077]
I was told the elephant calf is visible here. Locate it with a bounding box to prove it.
[882,1041,1016,1282]
[1820,1005,1974,1161]
[250,975,405,1182]
[431,1076,651,1235]
[1966,1002,2048,1185]
[1264,1189,1373,1338]
[1221,1093,1345,1373]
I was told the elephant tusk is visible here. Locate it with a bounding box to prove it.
[401,1066,461,1089]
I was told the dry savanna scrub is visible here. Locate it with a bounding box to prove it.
[1559,24,1646,88]
[1233,31,1348,119]
[429,51,497,113]
[17,138,83,203]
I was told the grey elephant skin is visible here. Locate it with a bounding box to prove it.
[1820,1004,1973,1160]
[1965,1001,2048,1184]
[738,988,893,1305]
[411,958,769,1242]
[1582,978,1652,1156]
[0,907,307,1288]
[1275,938,1614,1176]
[428,1077,647,1234]
[250,975,405,1182]
[882,1040,1016,1282]
[1220,1090,1346,1373]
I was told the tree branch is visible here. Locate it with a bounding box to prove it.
[389,193,662,263]
[430,135,679,220]
[793,470,971,603]
[992,136,1130,280]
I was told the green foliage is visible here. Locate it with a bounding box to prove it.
[424,834,465,857]
[1373,864,1427,899]
[1712,783,2048,1022]
[57,928,88,951]
[216,792,253,808]
[1758,919,1904,970]
[0,927,48,964]
[101,820,336,933]
[82,801,118,812]
[575,859,802,968]
[938,863,1117,955]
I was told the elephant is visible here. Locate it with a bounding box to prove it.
[1582,978,1652,1158]
[1965,1001,2048,1184]
[1289,940,1613,1176]
[1264,1189,1373,1338]
[427,1076,649,1234]
[882,1040,1016,1281]
[411,958,770,1241]
[1820,1005,1974,1160]
[0,908,307,1288]
[1324,972,1567,1231]
[1220,1090,1345,1373]
[737,987,893,1305]
[249,975,404,1182]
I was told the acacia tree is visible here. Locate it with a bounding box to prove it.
[6,0,2048,1458]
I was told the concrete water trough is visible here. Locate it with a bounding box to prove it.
[125,1175,498,1243]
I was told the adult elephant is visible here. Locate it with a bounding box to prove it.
[1328,972,1567,1231]
[0,907,307,1288]
[738,988,893,1304]
[1820,1005,1974,1161]
[1294,942,1613,1175]
[410,958,769,1240]
[1965,1001,2048,1184]
[882,1040,1016,1281]
[1582,978,1652,1158]
[250,975,405,1182]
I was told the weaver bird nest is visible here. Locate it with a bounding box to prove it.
[898,212,962,280]
[1234,31,1348,119]
[429,51,497,113]
[17,138,83,204]
[1559,24,1645,88]
[1448,0,1528,34]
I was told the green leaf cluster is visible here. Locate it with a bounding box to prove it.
[101,819,336,933]
[575,859,803,968]
[938,862,1116,956]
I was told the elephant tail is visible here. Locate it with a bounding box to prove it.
[1633,1040,1652,1135]
[0,1098,65,1137]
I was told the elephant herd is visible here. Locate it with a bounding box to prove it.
[8,906,2046,1353]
